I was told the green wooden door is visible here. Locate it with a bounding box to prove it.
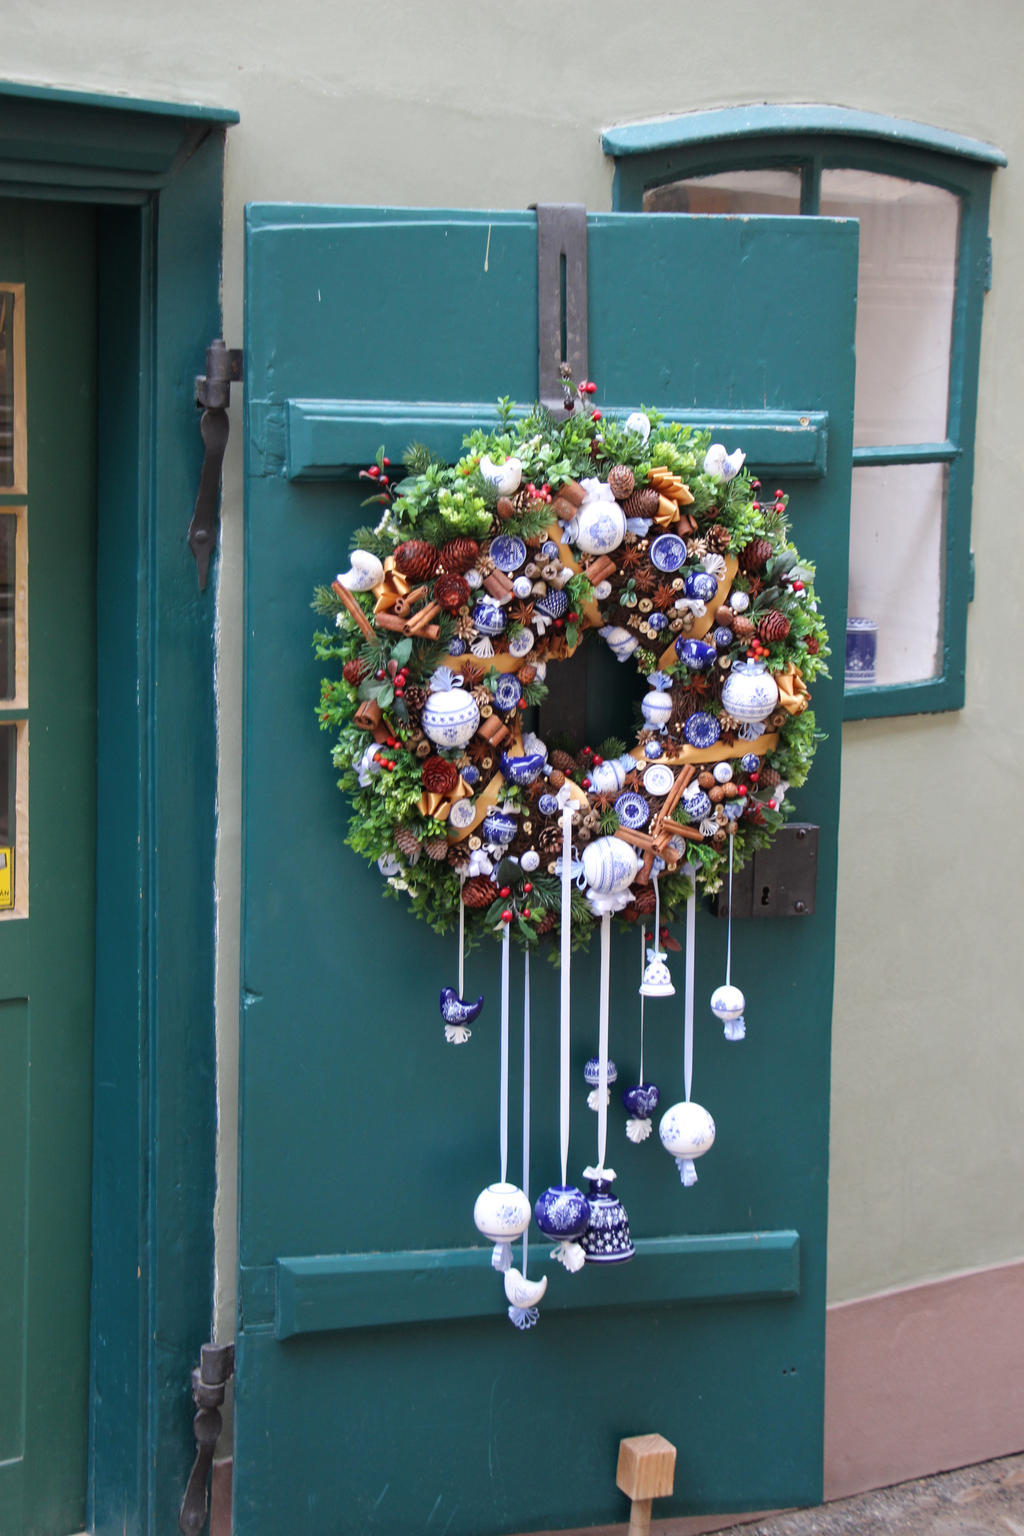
[238,206,857,1535]
[0,201,97,1534]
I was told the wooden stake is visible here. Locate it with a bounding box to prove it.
[616,1434,676,1536]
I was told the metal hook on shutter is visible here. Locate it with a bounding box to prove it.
[536,204,589,416]
[189,339,243,591]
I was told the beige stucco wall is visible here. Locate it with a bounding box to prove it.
[4,0,1022,1337]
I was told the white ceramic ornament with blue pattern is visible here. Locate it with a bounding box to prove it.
[720,659,780,724]
[421,668,480,749]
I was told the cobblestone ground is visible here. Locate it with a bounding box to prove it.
[703,1454,1024,1536]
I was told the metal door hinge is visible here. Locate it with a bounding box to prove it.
[178,1340,235,1536]
[536,204,589,416]
[714,824,819,919]
[189,340,243,590]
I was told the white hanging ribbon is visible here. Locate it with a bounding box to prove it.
[499,920,510,1184]
[559,803,572,1187]
[522,948,531,1276]
[684,862,696,1103]
[458,875,466,998]
[725,831,734,988]
[597,911,610,1174]
[638,923,646,1084]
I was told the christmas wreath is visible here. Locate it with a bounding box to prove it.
[313,387,828,953]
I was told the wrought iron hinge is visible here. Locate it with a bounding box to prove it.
[189,340,243,591]
[178,1340,235,1536]
[536,203,589,417]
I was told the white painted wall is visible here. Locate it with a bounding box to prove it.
[3,0,1021,1335]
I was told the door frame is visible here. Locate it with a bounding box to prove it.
[0,81,235,1533]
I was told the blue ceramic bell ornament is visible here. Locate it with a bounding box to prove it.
[584,1054,618,1111]
[534,1183,590,1272]
[622,1082,661,1143]
[579,1171,635,1264]
[710,983,746,1042]
[659,1100,716,1186]
[473,1182,532,1271]
[640,947,675,999]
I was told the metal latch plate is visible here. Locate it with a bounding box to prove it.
[714,824,819,919]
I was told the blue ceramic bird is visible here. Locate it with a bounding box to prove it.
[439,987,484,1045]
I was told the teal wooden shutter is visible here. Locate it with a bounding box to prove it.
[238,206,857,1536]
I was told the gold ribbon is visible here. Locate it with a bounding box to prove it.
[630,729,779,770]
[418,774,472,823]
[774,666,810,715]
[653,494,681,530]
[372,558,412,615]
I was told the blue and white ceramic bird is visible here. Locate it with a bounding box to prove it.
[439,987,484,1045]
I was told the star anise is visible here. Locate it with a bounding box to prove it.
[746,575,764,598]
[632,567,657,594]
[509,600,535,627]
[653,582,677,610]
[590,791,618,814]
[459,660,485,687]
[467,737,494,767]
[620,545,645,573]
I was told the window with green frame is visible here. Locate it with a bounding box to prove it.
[604,107,1005,718]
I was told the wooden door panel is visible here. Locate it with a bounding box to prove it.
[238,206,857,1535]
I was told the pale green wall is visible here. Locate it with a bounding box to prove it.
[4,0,1021,1328]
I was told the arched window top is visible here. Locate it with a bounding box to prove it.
[602,105,1005,168]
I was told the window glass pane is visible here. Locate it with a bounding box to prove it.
[820,171,959,448]
[644,169,802,215]
[0,513,15,700]
[0,291,13,488]
[846,463,947,688]
[0,724,14,909]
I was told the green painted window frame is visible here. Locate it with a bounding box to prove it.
[0,80,235,1535]
[605,106,1005,718]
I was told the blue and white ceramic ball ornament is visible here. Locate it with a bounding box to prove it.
[710,983,746,1042]
[720,659,780,725]
[421,667,480,749]
[534,1183,591,1272]
[573,495,627,556]
[473,1182,532,1271]
[659,1101,716,1186]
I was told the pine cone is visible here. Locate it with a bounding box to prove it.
[496,497,517,521]
[433,573,470,613]
[547,768,566,790]
[462,875,497,908]
[518,663,537,686]
[538,825,563,854]
[622,487,659,520]
[394,539,438,581]
[732,615,756,640]
[342,658,367,685]
[758,609,791,642]
[633,886,657,915]
[607,464,635,500]
[760,766,782,788]
[549,749,576,775]
[535,912,557,936]
[707,523,732,553]
[739,537,773,574]
[403,684,427,712]
[421,756,459,795]
[805,635,820,655]
[423,836,449,861]
[439,537,479,575]
[394,826,421,860]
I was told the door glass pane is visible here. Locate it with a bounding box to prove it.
[0,512,15,699]
[644,168,802,214]
[820,170,959,448]
[0,290,13,487]
[0,724,14,909]
[847,462,947,688]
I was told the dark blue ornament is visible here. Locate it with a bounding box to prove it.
[580,1177,635,1264]
[683,712,721,749]
[534,1184,590,1240]
[684,570,719,602]
[622,1083,660,1118]
[439,988,484,1026]
[676,637,716,670]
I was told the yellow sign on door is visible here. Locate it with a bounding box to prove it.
[0,847,12,908]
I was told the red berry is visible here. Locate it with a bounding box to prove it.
[793,580,805,592]
[499,886,510,898]
[567,611,578,623]
[542,483,551,495]
[583,746,593,756]
[751,501,760,511]
[368,465,380,477]
[381,475,389,486]
[592,410,602,421]
[524,883,533,893]
[774,489,783,498]
[522,909,531,920]
[586,381,597,394]
[593,755,603,766]
[376,669,386,680]
[769,800,777,810]
[501,910,513,923]
[395,687,404,697]
[582,777,592,789]
[387,736,398,748]
[751,480,762,489]
[738,786,747,797]
[382,457,391,467]
[750,773,759,783]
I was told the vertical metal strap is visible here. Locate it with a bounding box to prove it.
[536,204,589,415]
